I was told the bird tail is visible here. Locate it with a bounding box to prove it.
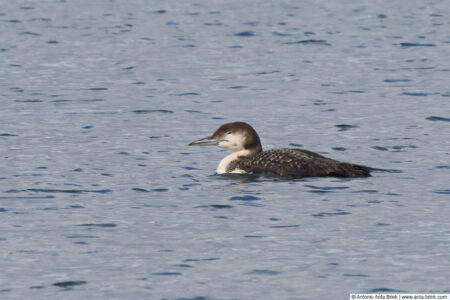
[332,163,371,178]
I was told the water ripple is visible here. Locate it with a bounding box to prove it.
[234,31,255,37]
[247,269,281,275]
[132,109,174,114]
[284,39,330,45]
[53,281,87,289]
[426,116,450,122]
[229,195,261,201]
[26,188,112,194]
[400,42,436,47]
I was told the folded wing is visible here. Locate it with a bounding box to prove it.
[231,148,370,178]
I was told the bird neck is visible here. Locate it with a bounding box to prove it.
[216,148,260,174]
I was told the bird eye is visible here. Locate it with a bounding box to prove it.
[227,131,232,135]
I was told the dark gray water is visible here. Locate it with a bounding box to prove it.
[1,0,449,299]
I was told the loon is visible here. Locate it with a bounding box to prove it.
[189,121,371,178]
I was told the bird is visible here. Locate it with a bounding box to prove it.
[189,121,371,178]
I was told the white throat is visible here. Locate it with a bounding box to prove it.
[216,149,252,174]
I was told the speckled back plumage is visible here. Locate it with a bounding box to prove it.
[228,148,370,178]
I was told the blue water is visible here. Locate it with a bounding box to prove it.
[1,0,449,299]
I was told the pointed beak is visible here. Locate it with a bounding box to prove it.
[189,136,219,146]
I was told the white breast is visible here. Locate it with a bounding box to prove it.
[216,150,251,174]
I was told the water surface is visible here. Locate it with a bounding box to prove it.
[1,0,449,299]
